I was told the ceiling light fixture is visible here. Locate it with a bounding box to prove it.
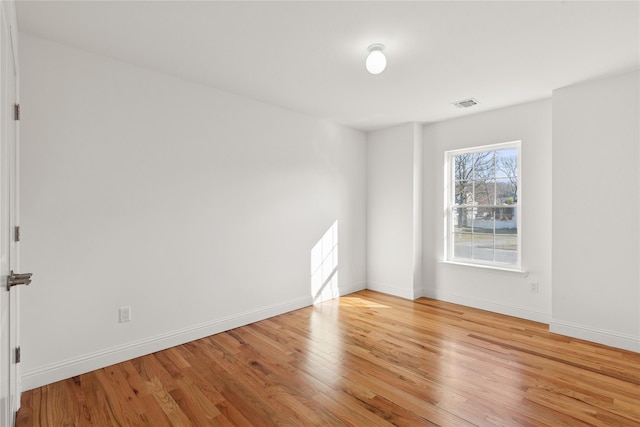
[366,44,386,75]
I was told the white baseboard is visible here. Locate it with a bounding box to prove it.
[413,288,427,299]
[339,282,367,296]
[22,295,313,390]
[366,281,416,300]
[420,288,550,324]
[419,289,638,353]
[550,320,640,353]
[23,286,638,391]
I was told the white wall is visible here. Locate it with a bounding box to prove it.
[552,71,640,352]
[19,34,367,389]
[422,99,552,323]
[366,123,422,299]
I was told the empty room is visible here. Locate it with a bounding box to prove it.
[0,1,638,426]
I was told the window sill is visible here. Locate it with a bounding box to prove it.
[438,260,529,277]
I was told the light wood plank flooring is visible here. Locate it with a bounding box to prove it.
[16,290,640,426]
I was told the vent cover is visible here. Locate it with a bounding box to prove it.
[452,98,479,108]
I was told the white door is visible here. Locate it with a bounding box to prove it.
[0,2,20,425]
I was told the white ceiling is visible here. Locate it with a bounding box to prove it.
[15,1,640,131]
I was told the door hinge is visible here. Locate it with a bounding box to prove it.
[14,226,20,242]
[15,347,20,364]
[14,104,20,121]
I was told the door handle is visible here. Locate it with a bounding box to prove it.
[7,270,32,291]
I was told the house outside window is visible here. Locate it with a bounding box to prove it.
[445,141,521,269]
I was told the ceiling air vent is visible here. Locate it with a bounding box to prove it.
[452,98,479,108]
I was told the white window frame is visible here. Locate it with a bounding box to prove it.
[444,141,522,270]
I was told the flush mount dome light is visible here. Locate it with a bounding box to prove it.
[366,44,386,75]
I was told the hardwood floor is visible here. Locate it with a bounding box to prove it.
[16,290,640,426]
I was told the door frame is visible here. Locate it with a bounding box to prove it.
[10,1,21,406]
[0,0,21,425]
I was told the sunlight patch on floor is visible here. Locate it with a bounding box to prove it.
[339,297,391,309]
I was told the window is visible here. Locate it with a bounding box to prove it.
[445,142,521,268]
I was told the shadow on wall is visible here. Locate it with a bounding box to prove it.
[311,220,338,303]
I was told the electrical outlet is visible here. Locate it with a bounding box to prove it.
[119,306,131,323]
[530,282,539,293]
